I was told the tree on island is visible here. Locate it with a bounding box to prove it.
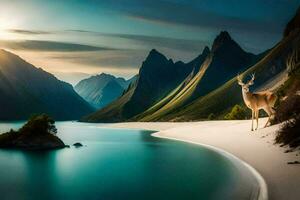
[0,114,65,150]
[20,114,57,136]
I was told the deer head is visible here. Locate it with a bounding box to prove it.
[237,73,255,93]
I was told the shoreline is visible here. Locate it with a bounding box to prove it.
[152,132,268,200]
[109,118,300,200]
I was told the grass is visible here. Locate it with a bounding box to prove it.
[224,104,251,120]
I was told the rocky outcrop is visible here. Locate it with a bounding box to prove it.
[0,131,65,150]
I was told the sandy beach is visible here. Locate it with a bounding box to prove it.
[109,118,300,200]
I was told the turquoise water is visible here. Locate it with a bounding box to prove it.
[0,122,258,200]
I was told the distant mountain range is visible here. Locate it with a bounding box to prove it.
[82,31,263,122]
[74,73,137,109]
[0,50,94,120]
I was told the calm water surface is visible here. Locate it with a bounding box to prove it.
[0,121,258,200]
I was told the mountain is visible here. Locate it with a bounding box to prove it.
[74,73,136,109]
[81,48,209,122]
[0,49,94,120]
[81,82,136,122]
[123,49,208,117]
[82,31,261,122]
[100,80,125,107]
[195,31,257,96]
[134,31,259,121]
[158,19,300,121]
[157,8,300,122]
[116,75,138,89]
[284,6,300,37]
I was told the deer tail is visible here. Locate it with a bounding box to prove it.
[268,93,277,108]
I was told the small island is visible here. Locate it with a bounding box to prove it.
[0,114,66,150]
[73,142,83,147]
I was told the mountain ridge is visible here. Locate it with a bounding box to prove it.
[75,73,136,109]
[0,49,94,120]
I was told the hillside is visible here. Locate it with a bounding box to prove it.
[284,6,300,37]
[135,32,259,121]
[123,49,205,117]
[81,82,137,122]
[161,29,300,121]
[0,49,94,120]
[75,73,136,109]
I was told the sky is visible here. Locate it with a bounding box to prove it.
[0,0,299,85]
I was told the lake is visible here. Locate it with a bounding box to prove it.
[0,121,259,200]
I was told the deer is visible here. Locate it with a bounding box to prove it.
[237,73,277,131]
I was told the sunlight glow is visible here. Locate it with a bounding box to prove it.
[0,11,20,40]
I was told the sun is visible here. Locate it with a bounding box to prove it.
[0,12,20,40]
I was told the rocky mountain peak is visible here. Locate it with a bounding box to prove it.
[146,49,167,62]
[202,46,210,55]
[212,31,239,52]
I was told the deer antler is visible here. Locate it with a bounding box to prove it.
[247,73,255,85]
[237,74,244,85]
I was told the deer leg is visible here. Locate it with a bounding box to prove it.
[251,109,254,131]
[270,107,276,120]
[263,107,272,128]
[267,107,276,125]
[255,110,259,130]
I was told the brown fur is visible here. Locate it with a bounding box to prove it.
[237,74,277,131]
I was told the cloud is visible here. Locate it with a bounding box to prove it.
[52,71,92,86]
[7,29,53,35]
[0,40,118,52]
[66,30,209,52]
[124,4,279,34]
[66,29,94,34]
[48,50,146,69]
[95,0,291,34]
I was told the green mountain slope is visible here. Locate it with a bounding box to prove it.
[81,83,137,122]
[135,55,212,121]
[161,29,300,121]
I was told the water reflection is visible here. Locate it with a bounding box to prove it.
[22,151,58,199]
